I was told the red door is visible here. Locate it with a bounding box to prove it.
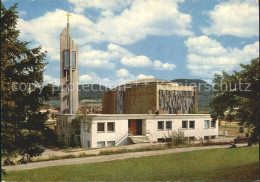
[129,119,137,135]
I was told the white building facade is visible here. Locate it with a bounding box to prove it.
[80,114,218,148]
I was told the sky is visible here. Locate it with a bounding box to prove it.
[3,0,259,87]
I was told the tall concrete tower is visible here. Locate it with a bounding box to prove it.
[60,13,78,114]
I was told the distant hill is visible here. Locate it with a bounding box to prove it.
[171,79,213,112]
[46,84,109,108]
[78,84,109,100]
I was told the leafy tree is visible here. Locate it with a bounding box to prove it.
[1,3,56,176]
[210,58,259,143]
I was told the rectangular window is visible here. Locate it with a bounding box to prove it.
[158,121,164,130]
[166,121,172,130]
[157,138,165,142]
[204,136,210,140]
[107,122,115,132]
[97,141,105,148]
[189,136,195,141]
[107,141,115,147]
[64,50,69,68]
[204,120,209,129]
[189,120,195,129]
[97,123,105,132]
[72,51,76,69]
[210,135,216,139]
[182,120,188,129]
[211,120,216,128]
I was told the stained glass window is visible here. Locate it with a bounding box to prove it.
[64,50,69,69]
[72,51,76,69]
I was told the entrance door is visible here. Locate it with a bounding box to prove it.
[129,119,137,135]
[136,119,142,135]
[128,119,142,135]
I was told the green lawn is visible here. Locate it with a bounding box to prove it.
[4,147,259,181]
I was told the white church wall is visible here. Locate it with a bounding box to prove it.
[80,114,218,148]
[145,116,218,142]
[84,119,129,148]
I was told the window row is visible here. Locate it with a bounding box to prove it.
[97,141,115,148]
[97,122,115,132]
[181,120,195,129]
[204,120,216,129]
[157,121,172,130]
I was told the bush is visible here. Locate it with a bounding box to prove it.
[239,127,244,133]
[57,139,67,149]
[165,129,187,147]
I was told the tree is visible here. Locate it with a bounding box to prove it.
[210,58,259,143]
[1,3,56,176]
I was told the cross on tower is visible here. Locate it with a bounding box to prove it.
[66,12,71,23]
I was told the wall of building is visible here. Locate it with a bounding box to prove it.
[60,27,78,114]
[81,122,92,148]
[145,116,218,142]
[80,114,218,148]
[102,90,117,114]
[82,119,129,148]
[56,114,75,146]
[123,85,157,114]
[102,84,197,114]
[157,84,197,114]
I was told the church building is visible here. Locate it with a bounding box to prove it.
[60,13,78,114]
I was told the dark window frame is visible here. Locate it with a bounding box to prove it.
[107,122,115,132]
[189,120,195,129]
[166,121,172,130]
[157,121,164,130]
[182,120,188,129]
[211,120,216,128]
[97,122,105,132]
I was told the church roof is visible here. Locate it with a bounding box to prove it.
[126,78,171,85]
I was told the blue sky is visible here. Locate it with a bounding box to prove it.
[3,0,259,87]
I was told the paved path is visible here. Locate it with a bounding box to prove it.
[3,145,231,171]
[39,143,167,158]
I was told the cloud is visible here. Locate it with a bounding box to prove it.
[79,43,133,69]
[43,75,59,85]
[201,0,259,38]
[121,56,152,67]
[17,9,99,61]
[185,36,259,78]
[137,74,154,79]
[79,74,93,83]
[96,0,193,44]
[18,11,27,16]
[79,43,175,70]
[121,55,176,70]
[116,69,132,78]
[17,0,193,57]
[79,71,155,88]
[153,60,176,70]
[185,35,227,56]
[68,0,132,13]
[79,72,113,86]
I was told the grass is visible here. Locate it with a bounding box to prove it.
[3,146,259,181]
[99,145,167,155]
[31,143,228,163]
[32,145,168,163]
[218,120,250,138]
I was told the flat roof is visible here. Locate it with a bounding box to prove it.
[58,113,211,120]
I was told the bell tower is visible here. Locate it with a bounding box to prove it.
[60,13,78,114]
